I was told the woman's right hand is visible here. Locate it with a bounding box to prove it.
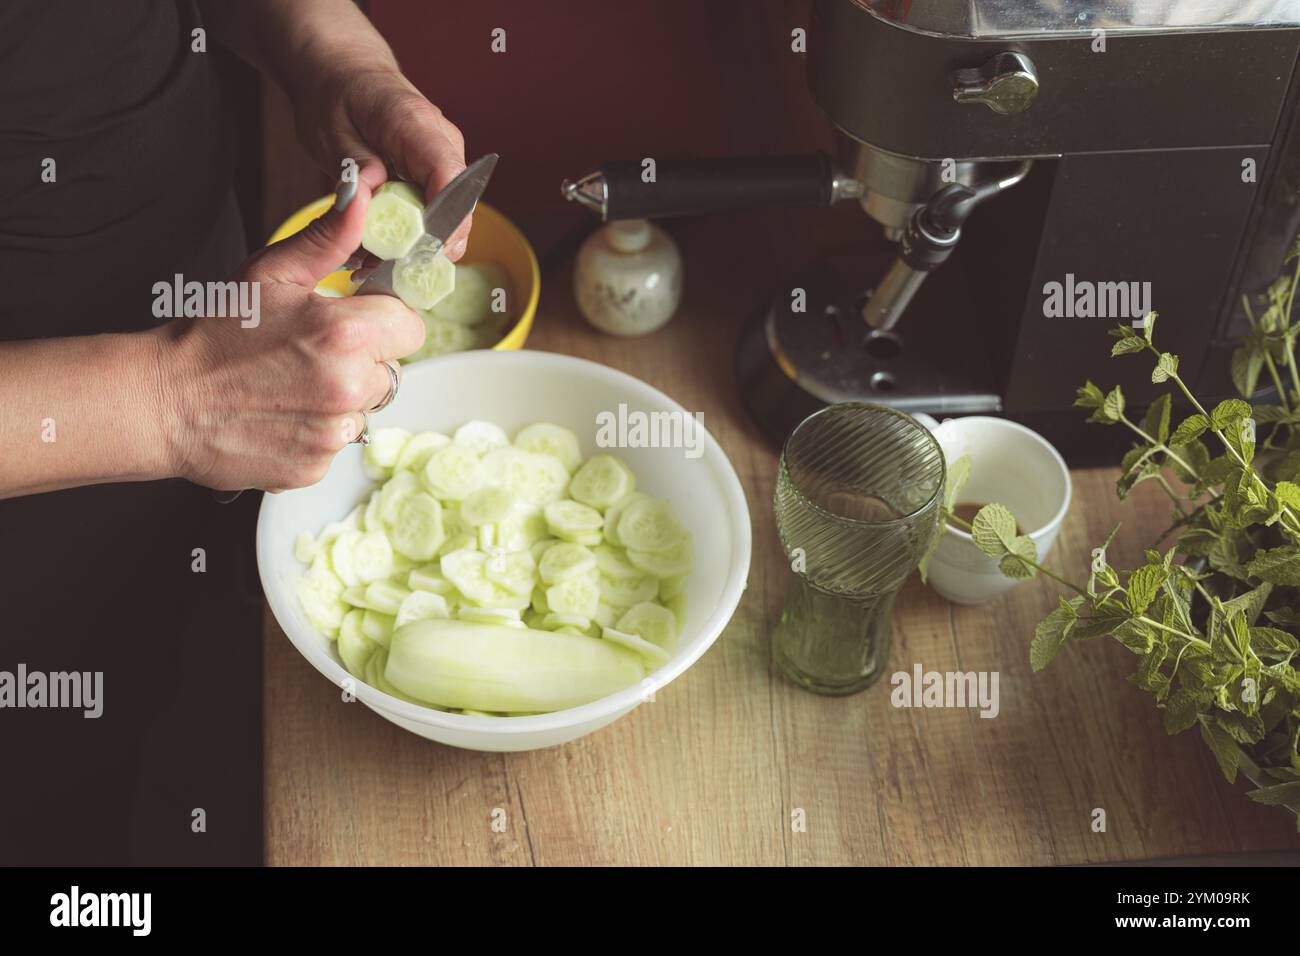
[155,182,426,492]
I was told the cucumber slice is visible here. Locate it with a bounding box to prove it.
[453,420,510,456]
[594,603,617,628]
[407,563,455,595]
[458,606,524,627]
[364,427,411,473]
[593,543,639,579]
[352,530,394,583]
[626,535,694,579]
[477,525,496,551]
[395,431,450,473]
[384,619,646,712]
[425,262,510,326]
[362,490,382,531]
[598,573,658,608]
[461,486,518,527]
[484,549,537,597]
[395,590,450,629]
[362,610,395,647]
[563,530,603,547]
[658,574,688,600]
[545,575,600,619]
[480,448,570,508]
[513,423,582,474]
[422,445,483,501]
[362,180,425,260]
[393,236,455,311]
[541,612,590,631]
[603,492,648,545]
[330,530,364,587]
[617,498,686,552]
[294,531,317,565]
[529,537,560,564]
[440,548,497,605]
[437,530,477,558]
[615,601,678,650]
[405,315,478,362]
[538,543,596,584]
[378,470,420,527]
[544,499,604,541]
[665,593,687,630]
[531,585,550,615]
[569,454,633,510]
[363,579,412,616]
[389,492,445,561]
[601,626,671,667]
[338,608,377,676]
[342,584,368,608]
[497,511,549,552]
[296,561,346,637]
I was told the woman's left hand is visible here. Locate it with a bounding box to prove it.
[292,62,472,260]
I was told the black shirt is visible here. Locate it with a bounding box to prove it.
[0,1,260,865]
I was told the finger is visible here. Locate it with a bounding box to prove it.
[257,180,372,288]
[329,295,427,362]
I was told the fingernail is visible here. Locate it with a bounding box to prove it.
[333,178,357,212]
[450,238,467,259]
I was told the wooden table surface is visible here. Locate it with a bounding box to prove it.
[261,203,1298,865]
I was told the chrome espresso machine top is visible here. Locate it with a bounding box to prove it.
[565,0,1300,461]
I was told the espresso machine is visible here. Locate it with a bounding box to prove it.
[563,0,1300,461]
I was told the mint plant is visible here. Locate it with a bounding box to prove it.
[941,242,1300,824]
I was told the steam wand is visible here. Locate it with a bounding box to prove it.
[862,161,1032,333]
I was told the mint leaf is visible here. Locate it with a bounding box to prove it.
[1111,336,1146,356]
[1074,380,1104,409]
[1151,352,1179,383]
[943,455,972,513]
[1197,715,1240,783]
[971,503,1018,558]
[1230,344,1265,398]
[1102,386,1125,422]
[999,535,1038,580]
[1246,780,1300,806]
[1162,688,1206,733]
[1169,413,1209,446]
[1246,545,1300,586]
[1275,480,1300,510]
[1250,626,1299,660]
[1126,564,1167,615]
[1030,601,1078,672]
[1142,393,1172,445]
[1113,619,1156,655]
[1210,398,1252,430]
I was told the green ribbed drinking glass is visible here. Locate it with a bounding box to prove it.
[772,403,946,695]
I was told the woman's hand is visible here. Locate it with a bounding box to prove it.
[156,184,426,491]
[291,60,472,260]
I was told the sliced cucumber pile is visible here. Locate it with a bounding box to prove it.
[292,420,694,715]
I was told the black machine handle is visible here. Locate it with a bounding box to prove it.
[566,153,838,221]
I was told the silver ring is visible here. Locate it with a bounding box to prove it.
[350,410,372,446]
[370,360,401,412]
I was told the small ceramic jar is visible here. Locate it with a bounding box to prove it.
[574,219,683,336]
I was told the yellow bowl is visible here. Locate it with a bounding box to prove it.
[267,196,539,351]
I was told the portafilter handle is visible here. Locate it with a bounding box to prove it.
[561,153,862,221]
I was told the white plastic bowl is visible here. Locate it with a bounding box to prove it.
[258,350,752,751]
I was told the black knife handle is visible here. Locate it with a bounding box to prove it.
[601,153,835,221]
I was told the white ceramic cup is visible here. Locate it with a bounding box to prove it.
[910,415,1072,606]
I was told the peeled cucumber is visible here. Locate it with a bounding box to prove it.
[385,618,646,712]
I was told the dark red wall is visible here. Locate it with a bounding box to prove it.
[369,0,836,255]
